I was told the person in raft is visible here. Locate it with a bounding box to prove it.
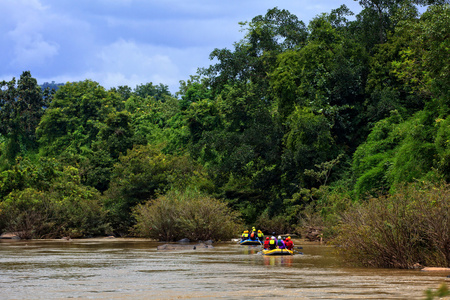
[241,230,249,241]
[249,227,258,240]
[263,237,270,249]
[285,236,294,250]
[257,230,264,242]
[271,233,278,244]
[269,236,277,250]
[277,236,286,249]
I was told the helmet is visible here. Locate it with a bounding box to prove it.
[278,236,282,240]
[271,236,275,240]
[258,230,262,232]
[286,236,290,240]
[266,237,270,240]
[252,227,256,230]
[244,230,248,233]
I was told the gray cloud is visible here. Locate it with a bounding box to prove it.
[0,0,362,93]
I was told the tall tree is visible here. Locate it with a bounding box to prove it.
[354,0,448,48]
[0,71,52,164]
[202,7,308,96]
[133,82,171,101]
[36,80,119,157]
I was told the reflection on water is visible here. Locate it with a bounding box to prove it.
[0,238,449,299]
[263,255,293,267]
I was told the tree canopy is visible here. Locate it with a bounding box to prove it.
[1,2,449,240]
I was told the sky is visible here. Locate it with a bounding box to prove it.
[0,0,363,94]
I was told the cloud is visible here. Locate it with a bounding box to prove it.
[9,34,60,68]
[83,39,213,90]
[0,0,363,93]
[1,0,95,75]
[3,0,59,67]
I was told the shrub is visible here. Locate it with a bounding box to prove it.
[0,188,51,239]
[335,182,450,268]
[132,189,242,241]
[0,164,110,239]
[103,144,213,234]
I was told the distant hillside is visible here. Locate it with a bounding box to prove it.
[40,81,65,91]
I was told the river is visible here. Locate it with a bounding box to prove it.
[0,238,449,299]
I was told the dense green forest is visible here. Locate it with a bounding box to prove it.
[1,1,449,266]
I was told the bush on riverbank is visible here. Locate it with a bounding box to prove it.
[132,189,243,241]
[0,160,110,239]
[335,182,450,268]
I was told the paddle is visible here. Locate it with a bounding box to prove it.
[292,246,303,255]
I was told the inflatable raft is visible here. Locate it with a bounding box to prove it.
[261,248,294,256]
[239,239,262,245]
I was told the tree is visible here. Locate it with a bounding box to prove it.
[79,111,136,192]
[270,14,368,150]
[282,107,336,189]
[177,75,213,110]
[202,7,307,96]
[392,4,450,104]
[0,158,108,238]
[103,144,212,234]
[0,71,52,164]
[353,0,448,49]
[37,80,119,157]
[133,82,171,101]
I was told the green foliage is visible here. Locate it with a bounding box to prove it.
[435,117,450,180]
[132,189,242,241]
[0,160,109,238]
[78,148,115,192]
[0,157,60,199]
[177,75,213,110]
[0,71,52,164]
[284,107,334,167]
[270,13,368,151]
[352,111,403,196]
[388,112,437,184]
[37,80,119,157]
[96,111,135,159]
[1,4,450,244]
[202,7,307,95]
[103,144,212,234]
[133,82,171,101]
[392,4,450,103]
[304,154,345,186]
[254,210,292,235]
[125,93,187,153]
[352,106,444,197]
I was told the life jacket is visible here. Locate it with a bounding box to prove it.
[285,240,294,250]
[250,232,255,239]
[269,239,276,249]
[242,233,248,238]
[277,239,286,249]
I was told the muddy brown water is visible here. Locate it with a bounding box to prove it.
[0,238,449,299]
